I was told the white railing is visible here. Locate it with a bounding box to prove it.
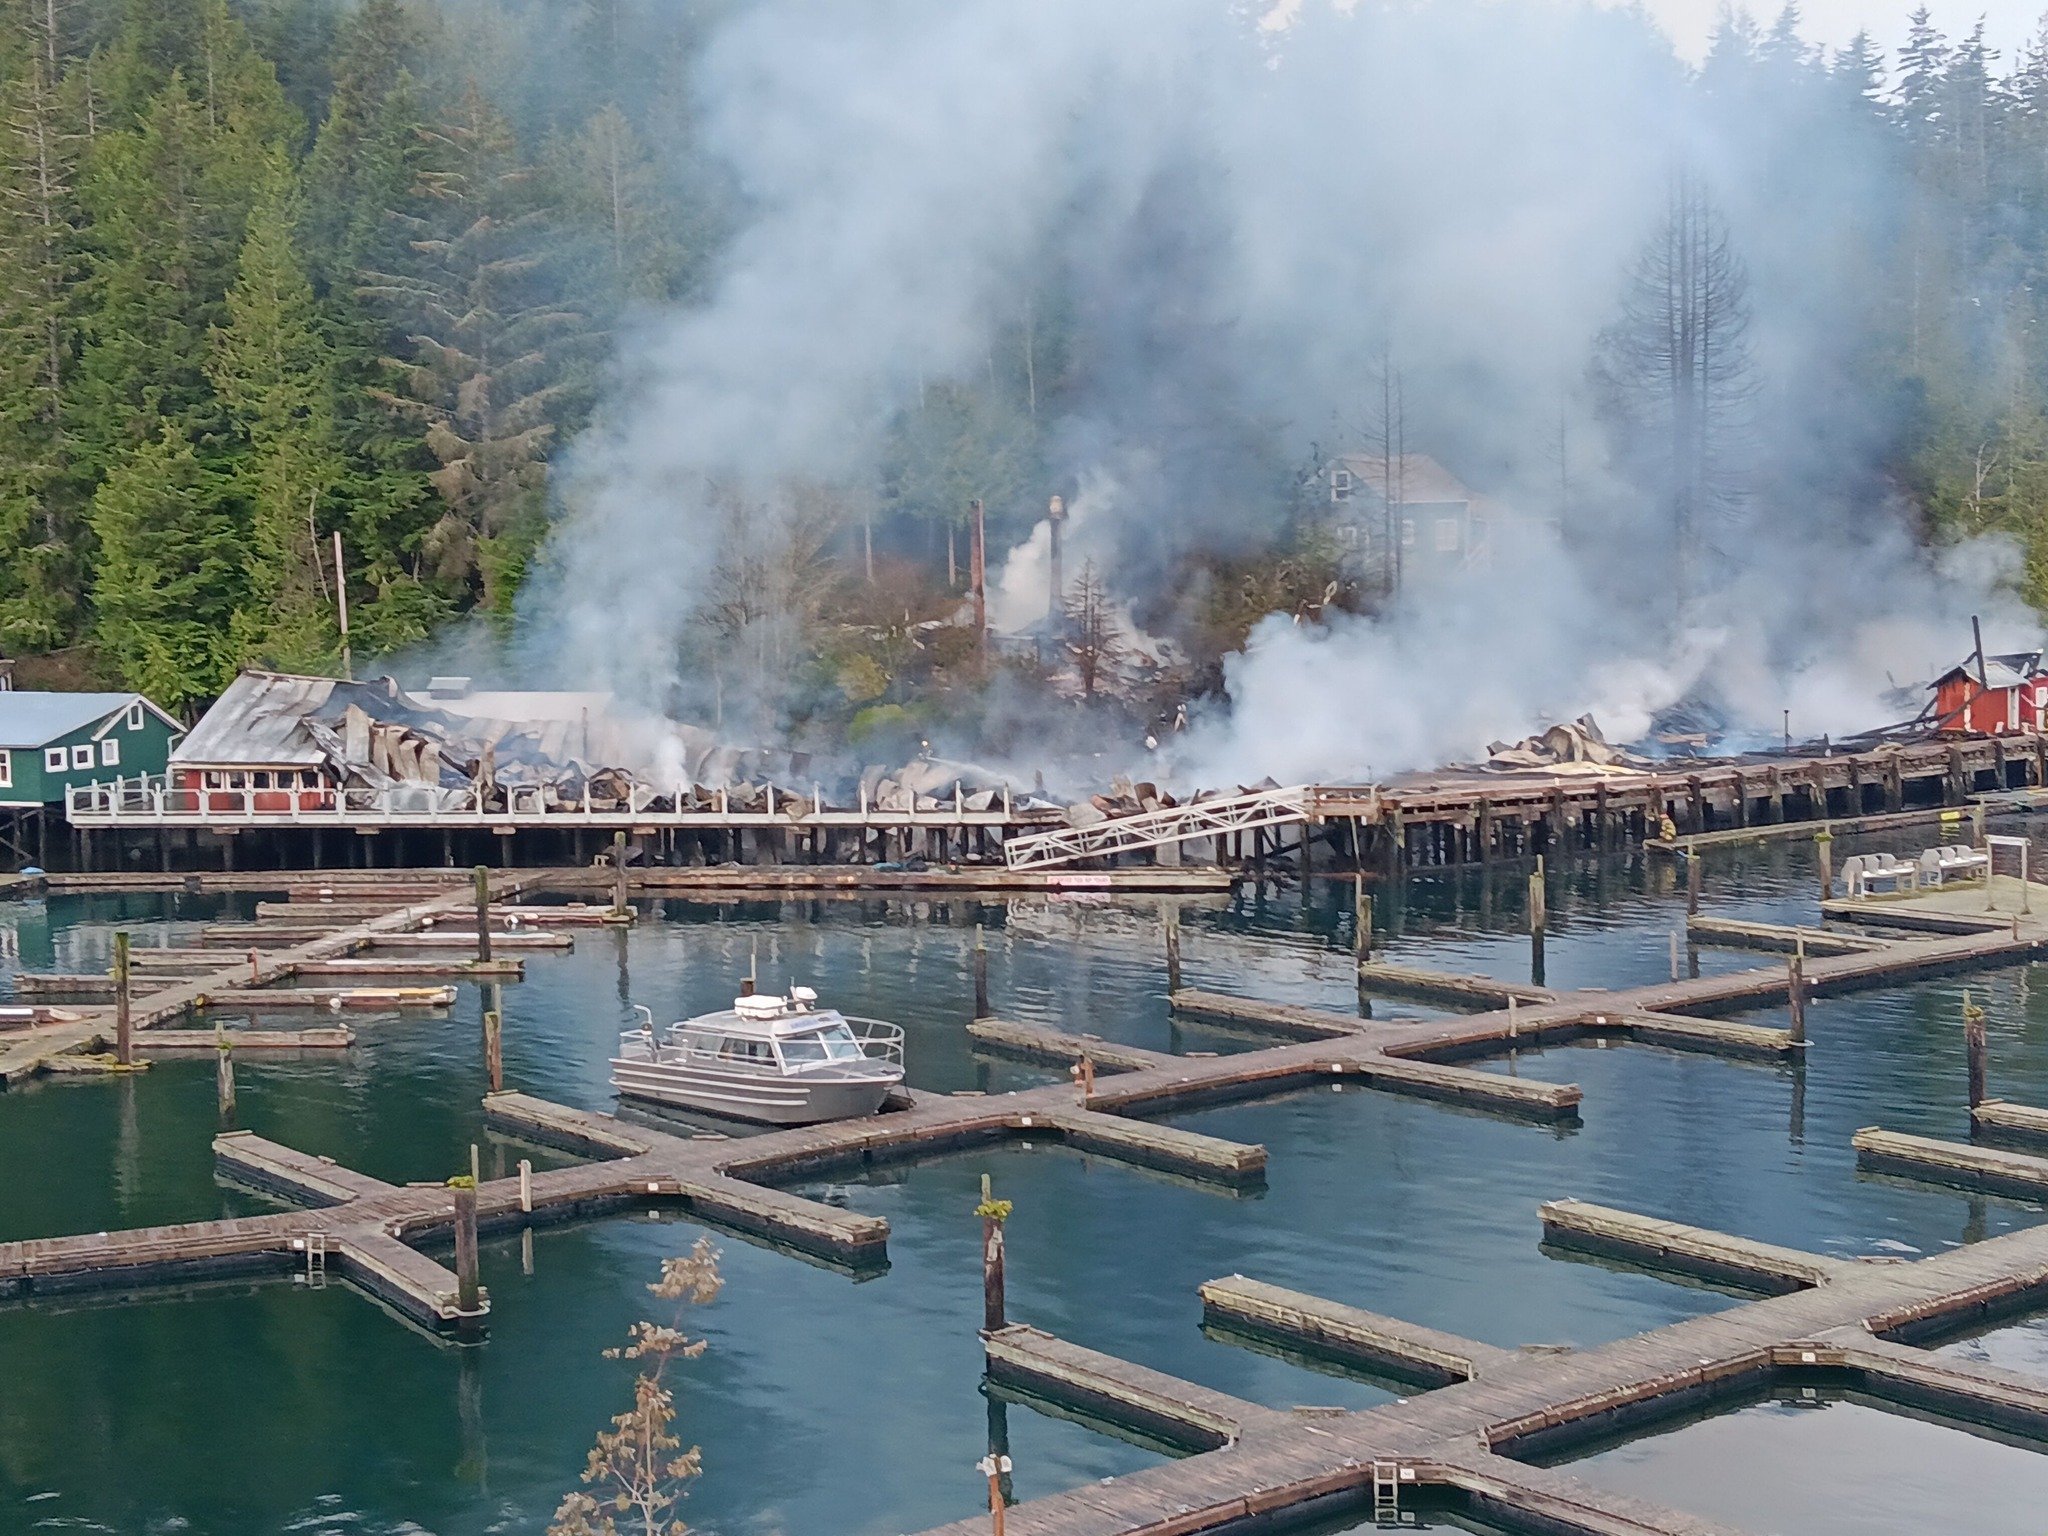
[66,774,1029,830]
[1003,785,1314,871]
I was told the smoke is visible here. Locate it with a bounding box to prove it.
[517,0,2037,783]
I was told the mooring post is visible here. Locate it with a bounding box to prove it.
[973,924,990,1020]
[1164,906,1182,993]
[1669,929,1680,982]
[450,1175,481,1316]
[1354,877,1372,959]
[215,1027,235,1122]
[473,865,492,963]
[977,1173,1009,1337]
[1686,853,1701,915]
[1787,954,1807,1047]
[1528,855,1546,988]
[112,931,132,1066]
[518,1157,533,1214]
[611,830,629,916]
[1815,827,1834,901]
[248,947,259,985]
[483,1009,503,1094]
[1070,1053,1094,1105]
[1965,990,1988,1109]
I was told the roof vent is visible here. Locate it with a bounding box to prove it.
[425,676,472,699]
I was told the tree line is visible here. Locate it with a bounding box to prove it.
[0,0,711,707]
[10,2,2048,719]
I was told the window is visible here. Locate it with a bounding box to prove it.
[45,747,66,774]
[0,750,11,788]
[1434,518,1461,553]
[1335,524,1359,549]
[126,702,144,731]
[1401,518,1417,548]
[71,745,93,770]
[100,737,120,768]
[1330,467,1354,503]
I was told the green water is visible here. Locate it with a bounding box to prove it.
[4,841,2048,1534]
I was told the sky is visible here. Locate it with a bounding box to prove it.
[1621,0,2041,62]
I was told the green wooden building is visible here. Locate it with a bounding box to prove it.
[0,691,183,809]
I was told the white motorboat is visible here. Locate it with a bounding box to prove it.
[609,986,905,1125]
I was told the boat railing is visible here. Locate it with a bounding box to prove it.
[844,1017,905,1066]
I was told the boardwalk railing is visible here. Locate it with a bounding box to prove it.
[67,774,1034,831]
[1003,785,1314,871]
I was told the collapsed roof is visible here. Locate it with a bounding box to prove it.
[174,671,1053,816]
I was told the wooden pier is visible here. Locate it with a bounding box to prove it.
[16,861,2048,1529]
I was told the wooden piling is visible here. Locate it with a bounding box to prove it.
[483,1009,503,1094]
[977,1173,1009,1337]
[1527,856,1546,933]
[518,1157,533,1214]
[1164,907,1182,993]
[1668,930,1680,982]
[1965,991,1989,1110]
[112,931,132,1066]
[611,831,628,916]
[215,1029,235,1121]
[1787,953,1806,1047]
[973,925,990,1020]
[450,1175,481,1315]
[473,865,492,964]
[1686,854,1701,915]
[1354,879,1372,959]
[1816,827,1834,901]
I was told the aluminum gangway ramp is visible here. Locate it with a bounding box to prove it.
[1002,785,1314,871]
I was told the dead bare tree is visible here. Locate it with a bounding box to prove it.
[1062,559,1125,700]
[1592,170,1757,602]
[548,1236,723,1536]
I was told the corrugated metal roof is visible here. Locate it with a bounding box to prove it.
[173,673,339,765]
[0,692,145,748]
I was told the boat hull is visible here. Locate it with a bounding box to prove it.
[608,1057,897,1125]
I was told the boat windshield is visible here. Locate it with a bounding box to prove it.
[779,1022,865,1065]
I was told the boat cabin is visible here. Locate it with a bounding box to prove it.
[653,989,900,1073]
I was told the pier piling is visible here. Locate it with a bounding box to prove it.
[473,866,492,964]
[483,1009,503,1094]
[1354,879,1372,959]
[518,1157,532,1214]
[1790,952,1809,1038]
[112,932,132,1066]
[977,1173,1009,1337]
[451,1175,481,1317]
[215,1029,235,1121]
[1164,907,1182,993]
[1966,991,1989,1110]
[1817,826,1834,900]
[610,831,628,916]
[973,925,990,1020]
[1686,854,1701,915]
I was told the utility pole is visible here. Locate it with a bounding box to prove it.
[1046,494,1066,626]
[970,498,987,659]
[333,530,352,682]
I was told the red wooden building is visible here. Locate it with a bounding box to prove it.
[1931,650,2048,736]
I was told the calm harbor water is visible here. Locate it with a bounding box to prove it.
[4,835,2048,1534]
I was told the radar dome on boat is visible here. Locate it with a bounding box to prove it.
[790,986,818,1006]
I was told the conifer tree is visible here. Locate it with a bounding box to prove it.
[0,51,86,647]
[88,421,243,707]
[360,80,585,615]
[208,155,343,669]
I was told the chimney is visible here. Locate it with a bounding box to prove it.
[1047,494,1067,625]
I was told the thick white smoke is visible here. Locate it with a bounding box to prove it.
[521,0,2038,783]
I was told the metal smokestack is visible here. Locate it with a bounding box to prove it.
[1047,494,1066,625]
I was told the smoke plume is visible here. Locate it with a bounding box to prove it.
[520,0,2038,783]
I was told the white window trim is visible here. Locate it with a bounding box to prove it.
[1434,518,1461,553]
[126,702,144,731]
[101,737,121,767]
[71,744,93,770]
[0,749,11,788]
[44,747,66,773]
[1330,467,1353,503]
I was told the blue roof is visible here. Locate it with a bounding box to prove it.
[0,692,149,747]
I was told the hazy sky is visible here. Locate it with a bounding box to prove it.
[1624,0,2041,63]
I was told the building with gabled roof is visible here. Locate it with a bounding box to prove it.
[0,691,181,809]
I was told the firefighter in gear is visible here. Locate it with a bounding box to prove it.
[1658,808,1678,843]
